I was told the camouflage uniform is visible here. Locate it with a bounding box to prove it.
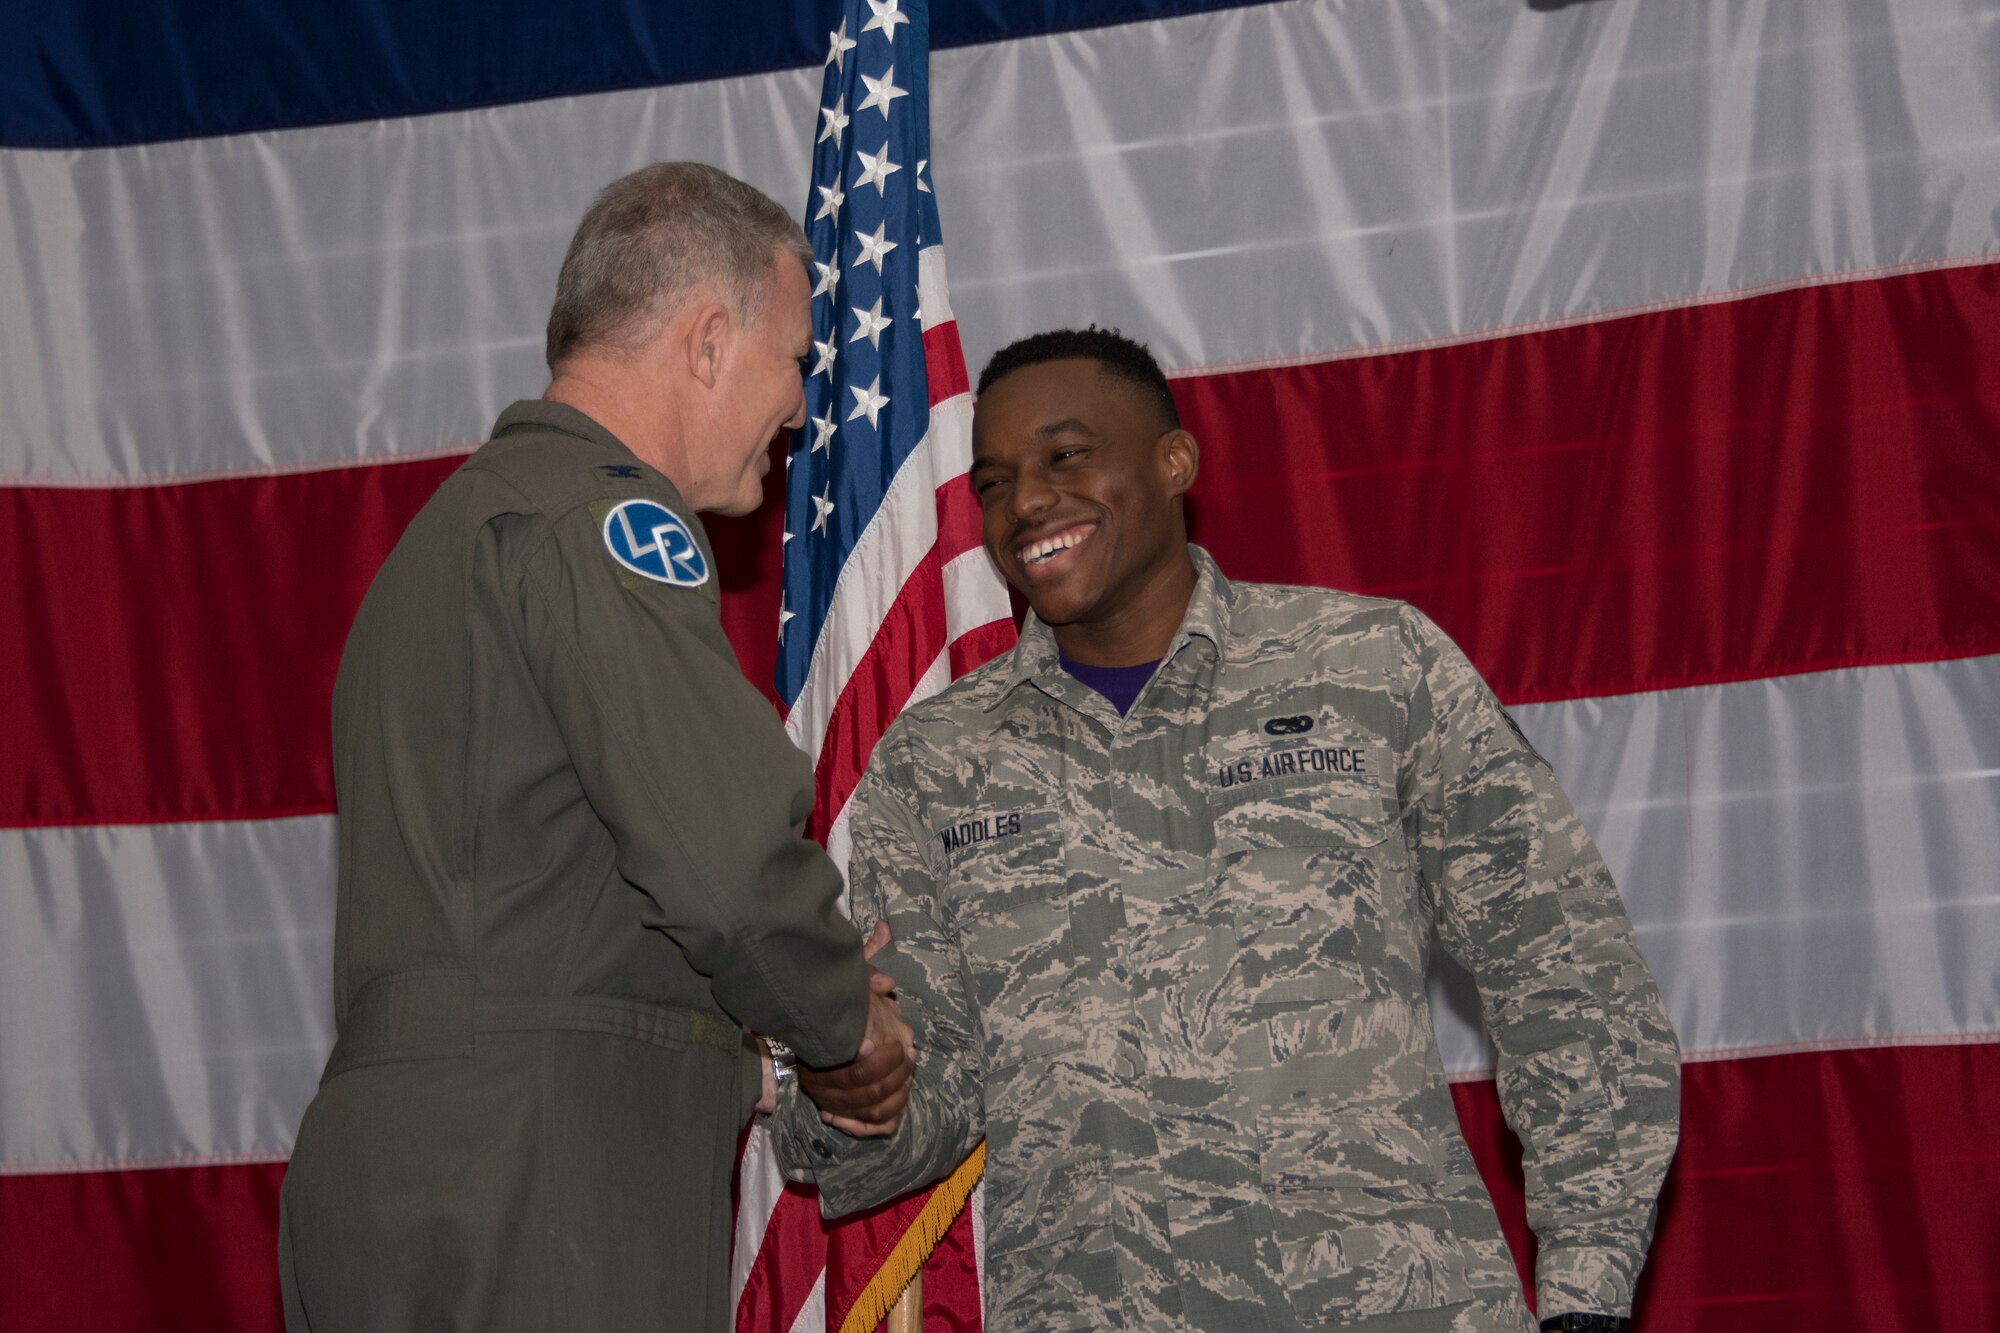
[776,547,1679,1331]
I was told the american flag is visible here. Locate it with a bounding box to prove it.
[732,1,1013,1329]
[776,0,1014,864]
[10,3,1999,1328]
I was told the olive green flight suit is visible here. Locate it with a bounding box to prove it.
[280,400,867,1331]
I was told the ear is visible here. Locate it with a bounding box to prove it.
[1160,429,1199,498]
[683,301,732,389]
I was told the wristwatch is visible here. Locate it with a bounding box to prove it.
[1539,1316,1628,1332]
[765,1038,797,1089]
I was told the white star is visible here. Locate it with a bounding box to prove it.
[783,529,794,546]
[852,144,900,196]
[811,336,838,378]
[853,221,898,273]
[913,298,923,325]
[778,600,795,642]
[856,66,908,119]
[864,0,911,42]
[825,18,857,73]
[812,258,840,300]
[916,157,931,193]
[849,297,892,349]
[812,482,836,533]
[814,181,845,223]
[811,409,836,453]
[818,100,850,149]
[847,375,890,429]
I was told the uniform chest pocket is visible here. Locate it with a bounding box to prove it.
[1207,756,1400,1016]
[942,810,1079,1070]
[1202,731,1395,851]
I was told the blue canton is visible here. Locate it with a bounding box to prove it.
[776,0,945,707]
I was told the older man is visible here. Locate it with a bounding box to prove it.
[779,328,1679,1332]
[279,163,910,1331]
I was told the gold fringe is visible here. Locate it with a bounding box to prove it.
[836,1141,988,1333]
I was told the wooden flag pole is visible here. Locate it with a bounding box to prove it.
[885,1274,922,1333]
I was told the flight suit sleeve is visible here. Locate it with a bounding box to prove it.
[1397,605,1680,1319]
[511,496,868,1068]
[769,756,987,1219]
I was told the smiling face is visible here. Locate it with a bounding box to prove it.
[697,249,813,516]
[970,357,1198,664]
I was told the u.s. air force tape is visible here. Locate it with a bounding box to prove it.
[599,498,710,589]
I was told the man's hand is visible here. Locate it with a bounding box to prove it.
[797,921,916,1137]
[754,1040,778,1116]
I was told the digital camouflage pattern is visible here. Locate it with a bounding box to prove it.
[776,548,1679,1331]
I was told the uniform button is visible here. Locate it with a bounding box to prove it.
[811,1140,833,1160]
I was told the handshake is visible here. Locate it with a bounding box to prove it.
[760,920,915,1137]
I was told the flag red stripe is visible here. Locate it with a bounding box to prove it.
[0,446,796,830]
[0,456,463,830]
[0,1161,288,1332]
[1449,1041,2000,1327]
[923,321,970,407]
[911,1199,984,1330]
[1176,260,2000,705]
[821,1173,971,1327]
[948,617,1016,679]
[803,543,951,842]
[733,1183,831,1333]
[10,1041,1996,1330]
[9,265,1997,828]
[936,472,983,555]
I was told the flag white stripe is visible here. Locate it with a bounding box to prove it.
[0,67,820,483]
[917,245,957,334]
[10,654,1998,1172]
[942,545,1010,641]
[0,816,333,1173]
[9,1,1998,481]
[1426,652,2000,1076]
[729,1121,793,1311]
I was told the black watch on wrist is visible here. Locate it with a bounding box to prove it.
[1540,1316,1628,1332]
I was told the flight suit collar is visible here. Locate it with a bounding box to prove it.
[492,398,640,459]
[987,544,1236,713]
[489,399,700,521]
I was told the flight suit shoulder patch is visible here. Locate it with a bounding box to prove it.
[589,496,716,602]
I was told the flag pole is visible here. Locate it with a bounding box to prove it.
[769,2,1006,1329]
[885,1274,922,1333]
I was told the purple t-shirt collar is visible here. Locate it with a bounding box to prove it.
[1058,651,1161,716]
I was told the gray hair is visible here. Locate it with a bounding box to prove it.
[545,161,811,369]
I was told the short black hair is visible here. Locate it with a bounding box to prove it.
[976,326,1181,431]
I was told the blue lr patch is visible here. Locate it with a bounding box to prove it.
[601,498,708,588]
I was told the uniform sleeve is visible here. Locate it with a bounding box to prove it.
[513,499,868,1068]
[770,757,987,1219]
[1398,606,1680,1318]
